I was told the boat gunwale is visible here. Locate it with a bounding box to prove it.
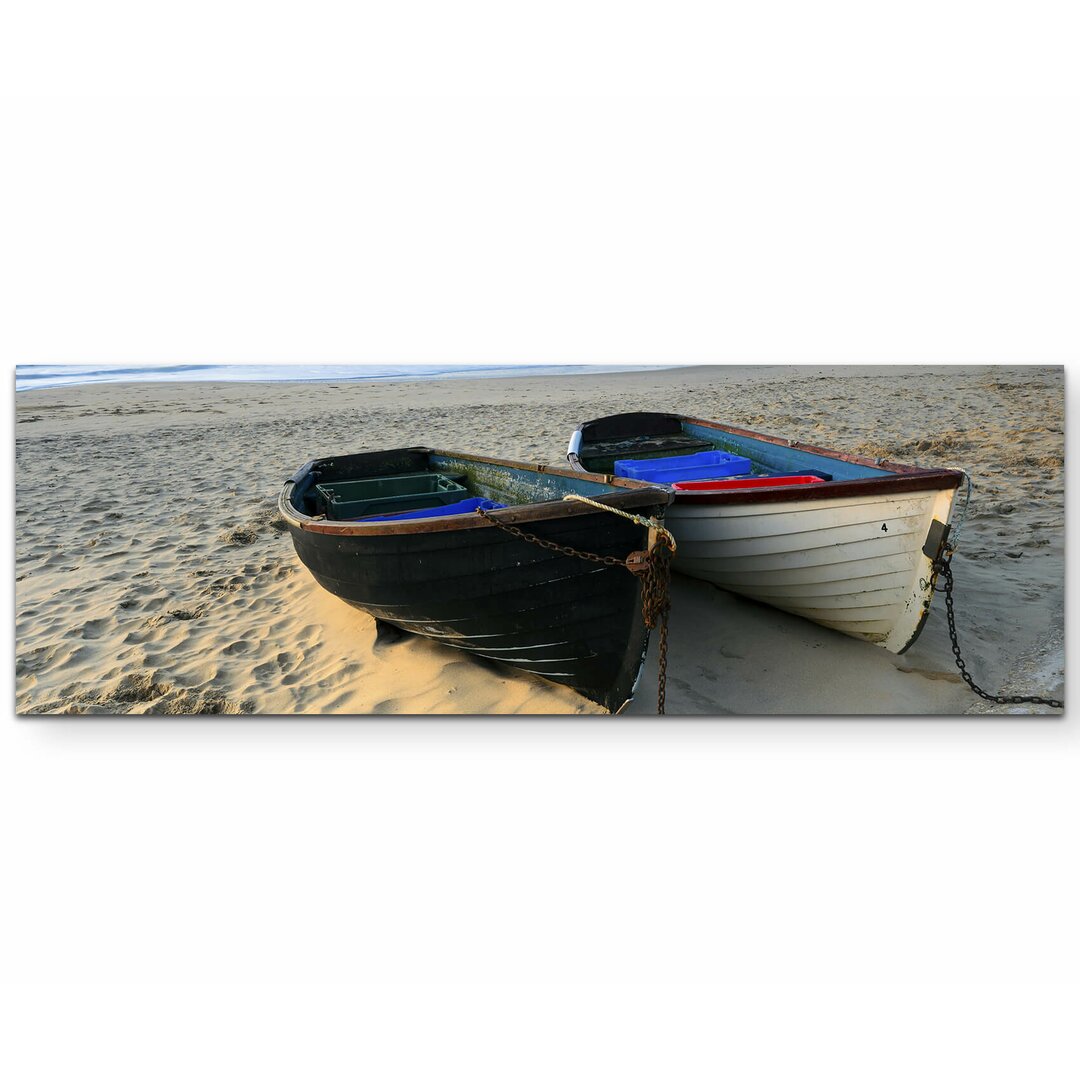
[280,447,671,537]
[569,413,965,506]
[670,471,963,506]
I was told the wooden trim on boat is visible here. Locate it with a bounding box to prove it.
[672,471,963,506]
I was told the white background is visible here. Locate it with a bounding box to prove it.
[1,4,1077,1077]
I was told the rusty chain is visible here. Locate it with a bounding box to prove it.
[472,486,1063,714]
[640,533,674,714]
[933,548,1063,711]
[475,505,674,713]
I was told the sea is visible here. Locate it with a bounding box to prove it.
[15,363,673,393]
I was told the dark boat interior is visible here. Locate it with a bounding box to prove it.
[289,447,655,523]
[573,412,897,483]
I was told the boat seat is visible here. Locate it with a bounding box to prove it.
[586,434,716,459]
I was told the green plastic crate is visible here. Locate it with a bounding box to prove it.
[317,472,469,520]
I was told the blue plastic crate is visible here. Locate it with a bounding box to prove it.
[614,450,753,484]
[352,497,507,522]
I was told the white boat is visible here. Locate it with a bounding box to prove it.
[567,412,966,654]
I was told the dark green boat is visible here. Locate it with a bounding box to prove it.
[280,447,671,712]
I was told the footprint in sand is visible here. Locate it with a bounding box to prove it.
[167,607,205,621]
[15,644,58,677]
[219,525,259,546]
[275,650,302,674]
[252,660,278,680]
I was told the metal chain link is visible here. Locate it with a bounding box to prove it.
[475,506,674,713]
[934,549,1063,710]
[475,496,1063,713]
[558,497,674,710]
[473,508,629,568]
[641,535,674,714]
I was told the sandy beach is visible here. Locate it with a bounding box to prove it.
[14,364,1064,715]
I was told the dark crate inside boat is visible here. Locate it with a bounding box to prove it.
[316,471,468,520]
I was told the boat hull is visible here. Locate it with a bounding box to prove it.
[567,413,964,654]
[667,484,958,653]
[281,449,670,712]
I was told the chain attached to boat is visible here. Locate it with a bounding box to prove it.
[932,546,1063,711]
[474,501,675,714]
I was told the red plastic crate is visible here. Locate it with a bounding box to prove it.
[672,474,827,492]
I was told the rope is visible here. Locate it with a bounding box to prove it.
[475,501,675,713]
[562,494,678,554]
[948,470,973,551]
[561,496,675,712]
